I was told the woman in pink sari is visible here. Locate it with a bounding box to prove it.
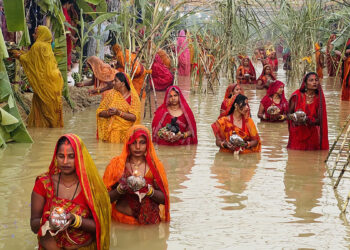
[152,86,197,145]
[151,51,174,91]
[177,30,191,76]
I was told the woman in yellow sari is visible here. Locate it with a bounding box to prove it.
[103,125,170,225]
[15,26,63,127]
[212,94,261,154]
[97,72,141,143]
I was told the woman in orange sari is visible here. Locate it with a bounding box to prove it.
[111,44,147,96]
[15,26,63,127]
[30,134,111,250]
[212,94,261,154]
[341,38,350,101]
[256,64,276,89]
[97,72,141,143]
[315,43,324,79]
[75,56,117,98]
[103,125,170,225]
[236,56,256,84]
[326,33,340,77]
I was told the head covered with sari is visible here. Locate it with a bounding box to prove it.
[219,83,245,119]
[258,64,276,80]
[36,26,53,43]
[240,56,256,77]
[86,56,117,83]
[177,30,191,76]
[152,86,198,144]
[289,72,329,149]
[261,80,288,118]
[40,134,111,250]
[103,125,170,223]
[224,83,244,99]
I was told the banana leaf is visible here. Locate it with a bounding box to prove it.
[3,0,25,31]
[0,70,33,148]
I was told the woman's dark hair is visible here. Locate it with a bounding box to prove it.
[55,136,71,154]
[302,72,319,93]
[115,72,130,91]
[61,0,74,5]
[227,94,248,115]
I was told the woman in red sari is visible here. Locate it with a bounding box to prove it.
[326,33,341,77]
[258,80,288,122]
[341,38,350,101]
[30,134,111,249]
[236,56,256,84]
[287,72,329,150]
[152,86,198,145]
[219,83,244,118]
[212,94,261,154]
[151,50,174,91]
[267,51,278,72]
[103,125,170,225]
[256,64,276,89]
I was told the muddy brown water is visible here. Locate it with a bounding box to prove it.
[1,65,350,249]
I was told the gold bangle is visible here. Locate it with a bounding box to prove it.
[71,214,81,228]
[117,184,126,194]
[97,89,100,94]
[120,111,123,117]
[146,186,154,196]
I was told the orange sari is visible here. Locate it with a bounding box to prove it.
[212,115,261,154]
[315,43,324,79]
[103,125,170,225]
[112,44,146,96]
[341,40,350,101]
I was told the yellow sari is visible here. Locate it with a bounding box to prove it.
[19,26,64,127]
[96,79,141,143]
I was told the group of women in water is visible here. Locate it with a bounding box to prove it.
[13,25,341,249]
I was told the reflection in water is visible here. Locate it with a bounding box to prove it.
[110,223,169,250]
[284,150,326,223]
[211,152,260,210]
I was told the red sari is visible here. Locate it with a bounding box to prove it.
[267,56,278,72]
[257,64,276,89]
[287,76,329,150]
[260,80,288,122]
[63,7,72,68]
[32,134,111,250]
[341,39,350,101]
[326,34,341,77]
[151,53,174,91]
[219,84,247,119]
[152,86,198,145]
[236,57,256,84]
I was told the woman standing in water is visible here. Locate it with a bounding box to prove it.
[287,72,329,150]
[236,56,256,84]
[219,83,244,118]
[341,38,350,101]
[258,80,289,122]
[103,125,170,225]
[152,86,198,145]
[30,134,111,249]
[97,72,141,143]
[212,94,261,154]
[256,64,276,90]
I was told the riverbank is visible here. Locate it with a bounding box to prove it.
[16,86,101,124]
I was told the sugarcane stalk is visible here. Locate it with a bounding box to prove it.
[149,75,158,111]
[342,191,350,213]
[331,124,350,177]
[325,115,350,163]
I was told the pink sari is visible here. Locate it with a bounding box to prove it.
[177,30,191,76]
[152,86,197,145]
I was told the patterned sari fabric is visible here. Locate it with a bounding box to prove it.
[152,86,198,145]
[86,56,117,99]
[326,34,341,77]
[103,125,170,225]
[219,84,245,119]
[211,115,261,154]
[260,81,289,122]
[267,55,278,72]
[177,30,191,76]
[96,73,141,143]
[287,75,329,150]
[33,134,111,250]
[112,44,146,96]
[257,64,276,89]
[236,56,256,84]
[341,39,350,101]
[19,26,63,127]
